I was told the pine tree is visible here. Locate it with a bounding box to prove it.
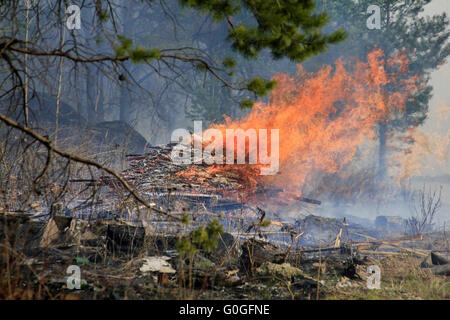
[305,0,450,178]
[177,0,347,123]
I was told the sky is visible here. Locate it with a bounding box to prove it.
[418,0,450,177]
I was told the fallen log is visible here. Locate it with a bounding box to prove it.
[300,246,348,253]
[295,197,322,205]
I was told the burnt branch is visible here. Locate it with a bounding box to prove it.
[0,112,180,221]
[407,184,442,236]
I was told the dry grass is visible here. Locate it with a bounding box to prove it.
[325,255,449,300]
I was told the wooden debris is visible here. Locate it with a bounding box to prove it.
[334,228,343,248]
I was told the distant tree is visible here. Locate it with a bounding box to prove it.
[113,0,347,125]
[182,15,302,124]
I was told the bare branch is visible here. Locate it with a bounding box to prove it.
[0,112,180,221]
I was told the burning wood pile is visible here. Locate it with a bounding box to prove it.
[72,50,419,222]
[63,141,326,246]
[62,50,422,249]
[96,143,320,212]
[122,144,258,202]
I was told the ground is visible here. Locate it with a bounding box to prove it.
[0,214,448,300]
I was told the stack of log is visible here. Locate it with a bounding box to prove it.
[91,143,322,211]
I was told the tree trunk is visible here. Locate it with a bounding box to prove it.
[86,66,97,123]
[119,85,131,123]
[119,4,132,123]
[96,69,104,122]
[377,0,391,180]
[378,122,387,178]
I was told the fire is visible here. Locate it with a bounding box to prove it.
[179,50,418,202]
[394,101,450,181]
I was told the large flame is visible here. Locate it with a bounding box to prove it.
[176,50,419,203]
[210,50,417,198]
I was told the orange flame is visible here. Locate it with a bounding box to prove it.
[207,50,418,197]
